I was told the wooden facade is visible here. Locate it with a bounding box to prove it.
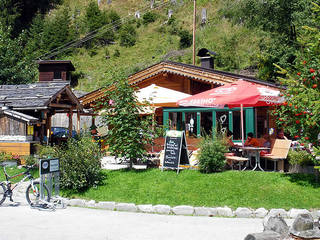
[79,59,281,148]
[38,60,75,82]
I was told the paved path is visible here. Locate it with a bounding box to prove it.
[0,204,293,240]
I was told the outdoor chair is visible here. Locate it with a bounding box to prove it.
[261,139,292,171]
[225,153,249,171]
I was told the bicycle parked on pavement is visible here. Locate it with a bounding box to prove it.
[0,163,50,207]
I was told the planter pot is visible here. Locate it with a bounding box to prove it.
[289,164,316,174]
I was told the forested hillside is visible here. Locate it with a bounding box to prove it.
[0,0,317,91]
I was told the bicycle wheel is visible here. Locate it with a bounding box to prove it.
[25,181,50,206]
[0,183,6,206]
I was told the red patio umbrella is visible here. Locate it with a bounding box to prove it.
[177,80,284,145]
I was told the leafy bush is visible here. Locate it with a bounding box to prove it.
[198,134,228,173]
[113,49,120,57]
[178,29,192,49]
[142,12,157,25]
[0,152,13,162]
[288,150,315,166]
[36,136,104,191]
[57,135,103,191]
[119,24,137,47]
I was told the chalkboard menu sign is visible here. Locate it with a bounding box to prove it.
[162,130,189,173]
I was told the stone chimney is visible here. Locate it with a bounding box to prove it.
[37,60,75,82]
[197,48,217,69]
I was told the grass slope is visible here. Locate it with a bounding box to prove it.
[59,0,261,91]
[64,169,320,210]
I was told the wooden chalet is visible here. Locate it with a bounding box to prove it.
[0,60,83,156]
[80,49,280,149]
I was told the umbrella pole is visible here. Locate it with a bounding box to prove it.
[241,104,244,146]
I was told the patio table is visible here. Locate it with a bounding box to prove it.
[240,146,270,171]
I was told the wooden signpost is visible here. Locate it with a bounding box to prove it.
[162,130,189,174]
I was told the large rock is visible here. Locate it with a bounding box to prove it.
[137,204,153,213]
[216,207,234,217]
[254,208,268,218]
[311,210,320,220]
[290,213,320,239]
[288,208,310,219]
[263,216,289,237]
[209,208,218,216]
[68,199,85,207]
[244,231,281,240]
[153,205,171,214]
[194,207,211,216]
[96,201,115,210]
[115,203,138,212]
[268,209,288,218]
[85,200,96,208]
[172,205,194,215]
[235,207,253,218]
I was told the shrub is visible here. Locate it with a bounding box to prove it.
[119,24,137,47]
[142,12,157,25]
[57,135,103,191]
[198,134,228,173]
[178,29,192,49]
[35,136,104,191]
[113,49,120,57]
[288,150,315,166]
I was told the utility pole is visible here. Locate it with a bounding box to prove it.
[192,0,196,65]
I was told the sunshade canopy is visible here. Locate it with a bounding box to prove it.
[177,80,284,108]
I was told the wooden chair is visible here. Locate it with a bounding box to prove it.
[225,155,249,171]
[261,139,292,171]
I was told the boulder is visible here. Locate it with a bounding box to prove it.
[115,203,138,212]
[194,207,211,216]
[153,205,171,214]
[85,200,96,208]
[137,204,153,213]
[96,201,115,210]
[172,205,194,215]
[254,208,268,218]
[263,216,289,237]
[268,209,288,218]
[288,208,310,219]
[244,231,281,240]
[216,207,234,217]
[290,213,320,239]
[235,207,253,218]
[68,199,85,207]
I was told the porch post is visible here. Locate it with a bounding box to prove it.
[68,109,73,138]
[76,110,80,134]
[196,112,201,137]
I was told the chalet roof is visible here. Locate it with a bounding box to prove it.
[37,60,75,71]
[0,82,82,110]
[0,109,38,123]
[80,61,280,107]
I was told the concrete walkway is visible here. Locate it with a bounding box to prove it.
[0,204,294,240]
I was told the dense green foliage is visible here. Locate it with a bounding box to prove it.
[64,169,320,210]
[0,0,318,89]
[37,136,104,191]
[0,25,36,84]
[100,79,158,168]
[287,149,315,166]
[273,3,320,144]
[198,135,228,173]
[219,0,314,81]
[119,24,137,47]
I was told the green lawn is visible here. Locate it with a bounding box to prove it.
[63,169,320,210]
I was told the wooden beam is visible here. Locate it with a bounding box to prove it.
[49,103,72,108]
[68,109,73,138]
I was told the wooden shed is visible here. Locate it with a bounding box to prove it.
[0,82,83,156]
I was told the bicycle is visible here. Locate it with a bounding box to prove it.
[0,163,50,207]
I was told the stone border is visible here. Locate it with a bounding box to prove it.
[64,198,320,219]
